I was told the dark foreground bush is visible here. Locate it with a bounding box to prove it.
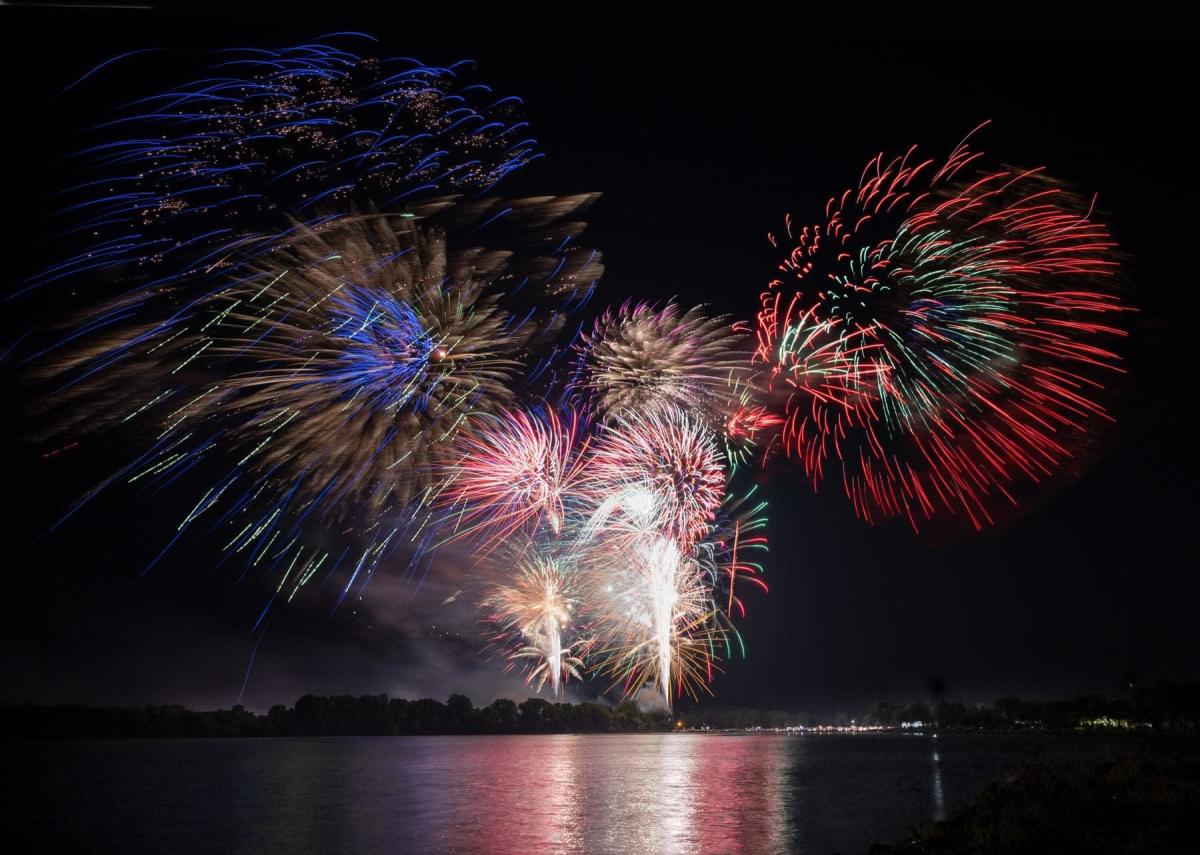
[877,740,1200,855]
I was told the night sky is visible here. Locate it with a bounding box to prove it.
[2,10,1194,715]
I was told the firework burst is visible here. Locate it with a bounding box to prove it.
[482,554,585,697]
[437,407,591,547]
[29,37,543,298]
[756,125,1129,530]
[583,405,727,549]
[200,212,550,517]
[586,531,723,706]
[576,301,748,423]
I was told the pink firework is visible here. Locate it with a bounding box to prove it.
[584,405,727,549]
[438,408,590,547]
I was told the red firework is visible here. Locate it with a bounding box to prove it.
[755,124,1130,531]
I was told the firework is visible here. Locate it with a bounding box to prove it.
[566,405,744,706]
[33,198,600,582]
[756,126,1129,530]
[584,484,769,705]
[207,213,546,515]
[585,529,722,706]
[437,407,591,547]
[21,38,784,709]
[28,37,543,298]
[482,554,585,697]
[576,301,748,423]
[584,405,727,549]
[721,373,784,473]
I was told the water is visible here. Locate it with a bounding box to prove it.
[14,732,1120,854]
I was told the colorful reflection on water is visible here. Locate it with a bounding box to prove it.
[16,732,1118,854]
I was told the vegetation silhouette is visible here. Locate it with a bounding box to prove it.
[1,694,672,739]
[8,683,1200,739]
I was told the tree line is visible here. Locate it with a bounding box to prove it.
[867,682,1200,730]
[682,682,1200,731]
[8,682,1199,738]
[1,694,673,739]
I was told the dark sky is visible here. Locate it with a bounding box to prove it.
[1,9,1195,714]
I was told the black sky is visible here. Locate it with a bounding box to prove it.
[1,9,1195,713]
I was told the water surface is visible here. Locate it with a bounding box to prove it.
[15,732,1120,853]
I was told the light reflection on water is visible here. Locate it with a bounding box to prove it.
[16,732,1118,854]
[422,735,794,854]
[931,747,946,822]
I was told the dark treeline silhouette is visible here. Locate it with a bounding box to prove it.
[9,683,1200,738]
[2,694,671,739]
[684,682,1200,731]
[866,682,1200,730]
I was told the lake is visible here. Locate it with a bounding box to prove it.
[14,732,1122,853]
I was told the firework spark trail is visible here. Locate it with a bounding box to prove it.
[755,125,1130,530]
[697,485,771,628]
[22,37,543,300]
